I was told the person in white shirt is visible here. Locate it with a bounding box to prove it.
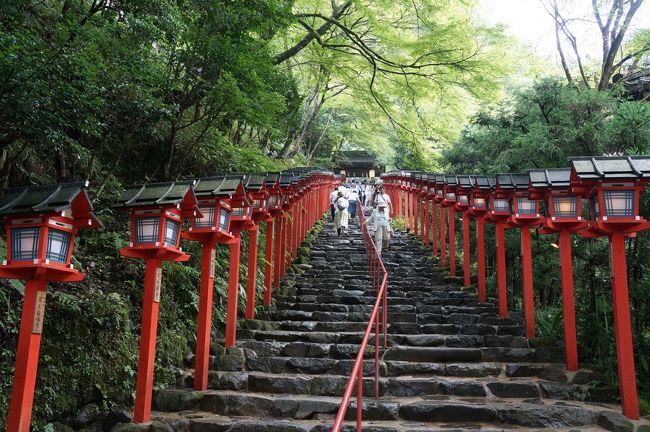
[373,185,392,217]
[347,189,359,218]
[371,202,391,255]
[334,191,350,236]
[329,187,339,221]
[364,183,374,206]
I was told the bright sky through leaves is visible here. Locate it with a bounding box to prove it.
[478,0,650,65]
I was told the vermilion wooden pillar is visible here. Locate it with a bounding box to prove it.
[610,233,639,420]
[423,200,430,245]
[245,226,259,320]
[520,227,535,338]
[476,217,487,302]
[462,213,471,287]
[431,201,438,256]
[6,278,47,432]
[133,258,163,422]
[225,234,241,347]
[420,198,426,240]
[558,230,578,371]
[448,210,456,276]
[440,207,447,267]
[263,220,274,305]
[495,223,508,317]
[412,192,419,234]
[274,217,284,288]
[194,240,216,391]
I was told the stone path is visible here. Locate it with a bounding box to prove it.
[147,215,647,432]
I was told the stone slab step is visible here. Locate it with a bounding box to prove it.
[151,389,635,430]
[182,370,598,402]
[150,411,613,432]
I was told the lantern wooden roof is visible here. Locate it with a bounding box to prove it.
[444,175,458,187]
[279,172,295,187]
[570,156,650,181]
[113,180,200,217]
[473,176,495,190]
[190,176,245,199]
[456,175,473,191]
[265,173,280,188]
[496,173,529,191]
[242,173,267,192]
[528,169,571,190]
[0,181,103,228]
[434,174,446,185]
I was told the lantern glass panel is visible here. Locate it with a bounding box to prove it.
[516,197,537,215]
[492,198,511,213]
[445,192,456,201]
[194,207,215,228]
[436,190,443,198]
[458,195,468,205]
[604,190,634,217]
[219,208,230,231]
[46,229,71,263]
[136,217,160,244]
[253,198,266,209]
[11,228,40,261]
[164,219,180,246]
[472,197,486,209]
[553,196,578,218]
[232,207,244,217]
[268,195,278,207]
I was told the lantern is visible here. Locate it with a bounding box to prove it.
[529,168,586,372]
[500,173,544,339]
[469,176,494,304]
[569,155,650,420]
[0,182,102,432]
[113,180,199,423]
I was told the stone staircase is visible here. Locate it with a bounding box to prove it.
[147,216,646,432]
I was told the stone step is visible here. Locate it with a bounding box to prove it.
[236,330,531,349]
[382,346,564,364]
[151,389,631,430]
[181,370,601,402]
[149,412,612,432]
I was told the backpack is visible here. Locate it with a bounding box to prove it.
[336,200,346,211]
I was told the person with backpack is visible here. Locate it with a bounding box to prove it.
[334,191,349,236]
[373,185,392,216]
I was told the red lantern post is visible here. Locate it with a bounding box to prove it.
[427,174,439,257]
[443,175,458,277]
[180,176,237,391]
[468,176,493,303]
[485,177,514,317]
[114,181,200,423]
[569,156,650,420]
[455,176,473,287]
[1,182,102,432]
[528,168,586,371]
[500,173,545,339]
[434,175,446,266]
[221,175,255,348]
[263,173,281,305]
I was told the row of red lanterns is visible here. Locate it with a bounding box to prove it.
[381,155,650,420]
[0,170,340,432]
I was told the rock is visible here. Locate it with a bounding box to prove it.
[400,402,497,422]
[439,380,486,397]
[505,364,544,377]
[487,382,539,398]
[71,403,100,429]
[149,421,173,432]
[207,371,248,390]
[539,366,568,383]
[271,397,338,419]
[496,405,598,427]
[102,410,132,432]
[539,382,585,400]
[51,422,75,432]
[111,423,149,432]
[152,390,203,412]
[596,411,635,432]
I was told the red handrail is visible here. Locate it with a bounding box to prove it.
[330,201,388,432]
